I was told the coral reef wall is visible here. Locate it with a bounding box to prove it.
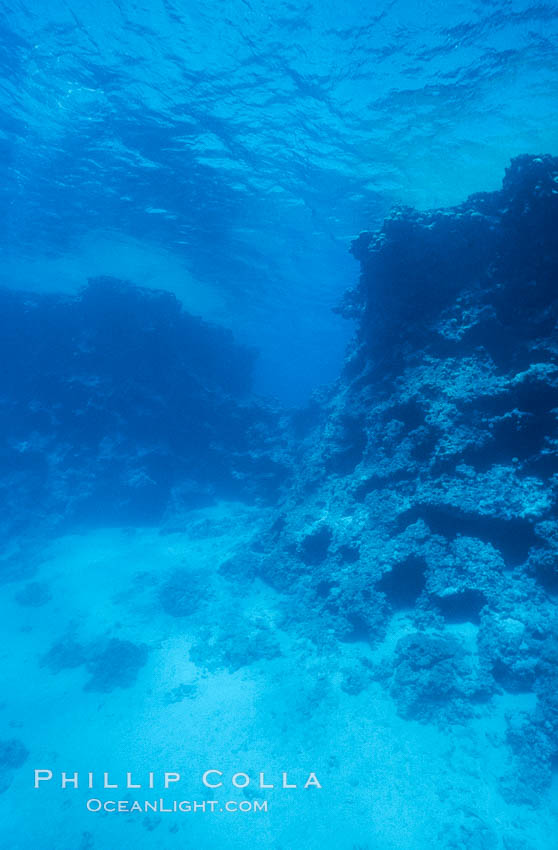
[244,155,558,804]
[0,277,289,543]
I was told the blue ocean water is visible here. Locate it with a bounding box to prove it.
[2,0,558,401]
[1,3,558,850]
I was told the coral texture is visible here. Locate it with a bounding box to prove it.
[242,155,558,802]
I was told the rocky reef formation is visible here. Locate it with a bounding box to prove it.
[3,155,557,812]
[0,276,290,555]
[238,154,558,804]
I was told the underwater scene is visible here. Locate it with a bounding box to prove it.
[1,1,558,848]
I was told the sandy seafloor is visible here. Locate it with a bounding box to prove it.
[1,502,556,850]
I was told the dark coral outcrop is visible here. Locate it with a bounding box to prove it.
[0,738,29,794]
[42,633,148,692]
